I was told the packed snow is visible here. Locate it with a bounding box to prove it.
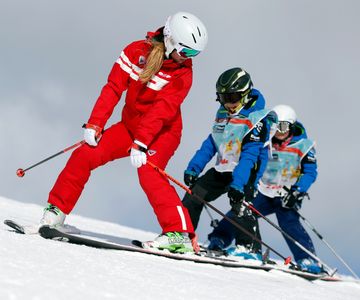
[1,196,359,300]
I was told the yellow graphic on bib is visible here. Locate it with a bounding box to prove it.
[225,139,242,154]
[281,165,301,180]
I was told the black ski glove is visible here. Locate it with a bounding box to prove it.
[282,187,305,210]
[184,170,198,187]
[228,187,246,215]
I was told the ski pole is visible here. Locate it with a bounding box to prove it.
[16,140,85,177]
[146,161,294,267]
[295,210,359,279]
[243,200,337,276]
[204,205,219,228]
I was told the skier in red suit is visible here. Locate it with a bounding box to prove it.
[40,12,208,253]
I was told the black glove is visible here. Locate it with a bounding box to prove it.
[282,187,305,210]
[228,187,246,215]
[184,170,198,187]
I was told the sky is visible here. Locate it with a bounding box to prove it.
[1,0,359,276]
[1,197,360,300]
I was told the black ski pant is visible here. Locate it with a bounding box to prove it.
[182,168,232,229]
[182,168,258,250]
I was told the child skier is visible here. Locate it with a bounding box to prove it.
[208,105,321,274]
[182,67,275,250]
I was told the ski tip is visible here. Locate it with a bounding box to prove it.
[4,219,12,226]
[4,219,26,234]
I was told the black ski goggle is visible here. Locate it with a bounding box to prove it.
[216,90,250,105]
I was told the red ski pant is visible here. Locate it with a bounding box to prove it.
[48,121,194,233]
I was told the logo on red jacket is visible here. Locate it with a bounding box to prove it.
[147,149,157,156]
[139,56,146,65]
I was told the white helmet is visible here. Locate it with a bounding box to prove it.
[272,105,297,133]
[163,12,208,58]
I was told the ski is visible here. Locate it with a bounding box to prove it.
[39,226,273,270]
[4,219,80,235]
[39,225,342,281]
[214,251,342,282]
[193,246,339,282]
[37,226,356,282]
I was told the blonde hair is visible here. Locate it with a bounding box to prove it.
[139,40,165,83]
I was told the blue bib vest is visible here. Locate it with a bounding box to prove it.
[258,138,315,197]
[211,108,270,173]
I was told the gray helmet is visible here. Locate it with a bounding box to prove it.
[216,67,253,105]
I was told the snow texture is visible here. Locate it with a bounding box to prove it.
[1,196,359,300]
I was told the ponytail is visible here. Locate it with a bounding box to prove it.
[139,40,165,83]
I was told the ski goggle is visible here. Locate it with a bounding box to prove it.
[177,43,201,58]
[216,90,250,105]
[277,121,291,133]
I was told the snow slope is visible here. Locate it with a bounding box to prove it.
[1,197,359,300]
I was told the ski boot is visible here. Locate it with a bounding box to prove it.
[142,232,194,253]
[206,237,227,257]
[40,204,66,227]
[226,245,262,261]
[296,258,323,274]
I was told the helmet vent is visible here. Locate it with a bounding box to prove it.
[197,27,202,36]
[192,33,197,44]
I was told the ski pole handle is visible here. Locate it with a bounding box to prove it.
[16,140,85,178]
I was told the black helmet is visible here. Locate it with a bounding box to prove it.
[216,67,253,105]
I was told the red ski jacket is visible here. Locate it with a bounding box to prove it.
[87,31,193,146]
